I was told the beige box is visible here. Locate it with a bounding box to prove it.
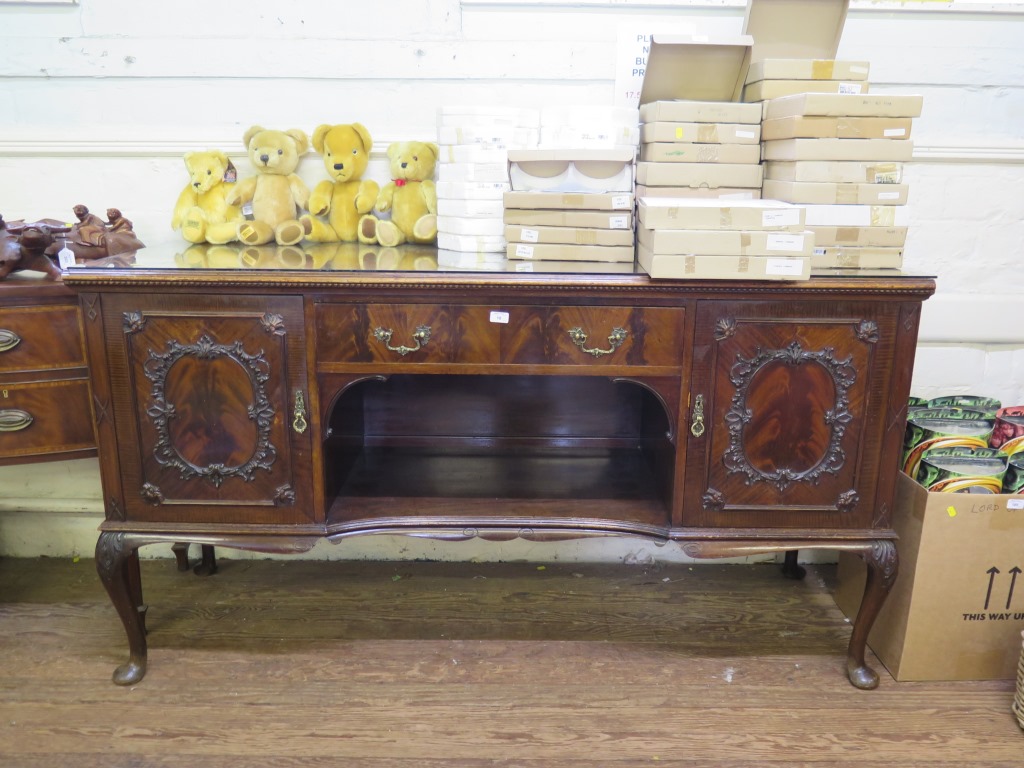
[636,162,763,189]
[764,160,903,184]
[763,138,914,162]
[807,224,907,247]
[437,215,505,237]
[640,100,763,125]
[763,92,925,120]
[507,242,635,263]
[504,224,634,247]
[763,179,909,205]
[436,180,510,200]
[503,209,633,230]
[639,34,754,113]
[638,226,813,257]
[639,142,760,165]
[638,243,810,281]
[835,473,1024,682]
[743,79,868,102]
[506,148,635,194]
[503,191,633,211]
[640,122,761,145]
[804,204,909,227]
[638,198,804,232]
[637,184,761,200]
[746,58,869,84]
[762,116,913,141]
[743,0,849,65]
[811,245,903,269]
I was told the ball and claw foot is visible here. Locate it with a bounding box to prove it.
[112,658,147,686]
[847,659,880,690]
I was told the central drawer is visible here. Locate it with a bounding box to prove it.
[315,303,685,369]
[0,305,86,374]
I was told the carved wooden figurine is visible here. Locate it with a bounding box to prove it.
[0,214,65,281]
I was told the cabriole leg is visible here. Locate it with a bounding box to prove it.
[846,540,898,690]
[95,531,148,685]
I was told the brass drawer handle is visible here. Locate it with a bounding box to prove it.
[0,408,34,432]
[567,326,627,358]
[0,329,22,353]
[690,394,706,438]
[372,325,432,357]
[292,390,308,435]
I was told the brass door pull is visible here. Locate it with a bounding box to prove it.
[567,326,628,358]
[0,408,33,432]
[0,329,21,353]
[292,390,308,435]
[372,325,432,357]
[690,394,706,438]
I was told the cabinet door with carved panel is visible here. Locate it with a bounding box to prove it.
[100,294,314,526]
[684,299,903,531]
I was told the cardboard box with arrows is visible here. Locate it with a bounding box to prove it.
[835,472,1024,681]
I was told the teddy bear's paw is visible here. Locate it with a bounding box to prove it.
[358,215,379,244]
[412,214,438,241]
[276,221,305,246]
[180,209,208,243]
[238,222,268,245]
[375,220,405,248]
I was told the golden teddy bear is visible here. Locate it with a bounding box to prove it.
[170,150,244,244]
[362,141,438,247]
[301,123,379,244]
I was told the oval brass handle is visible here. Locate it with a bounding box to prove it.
[690,394,706,438]
[0,329,22,353]
[567,326,628,358]
[372,325,432,357]
[292,390,308,435]
[0,408,34,432]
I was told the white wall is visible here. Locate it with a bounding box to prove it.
[2,0,1023,562]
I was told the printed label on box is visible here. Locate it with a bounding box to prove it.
[515,262,534,272]
[612,195,632,210]
[736,130,757,139]
[766,257,805,275]
[839,83,863,95]
[609,215,630,229]
[515,244,535,258]
[763,209,801,227]
[884,128,907,137]
[879,192,901,200]
[489,311,510,324]
[766,234,805,251]
[521,228,539,243]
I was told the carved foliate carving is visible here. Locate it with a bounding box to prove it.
[143,335,277,488]
[837,489,859,513]
[260,313,286,336]
[724,341,857,492]
[123,311,146,334]
[864,539,898,584]
[714,317,737,341]
[274,484,296,506]
[856,320,879,344]
[702,487,725,511]
[140,482,164,506]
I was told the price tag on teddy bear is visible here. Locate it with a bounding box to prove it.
[57,240,76,271]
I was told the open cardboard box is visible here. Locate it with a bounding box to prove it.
[835,472,1024,681]
[506,148,635,193]
[638,35,758,125]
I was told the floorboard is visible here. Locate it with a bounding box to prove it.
[1,557,1020,766]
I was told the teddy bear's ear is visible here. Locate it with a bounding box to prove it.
[311,125,332,154]
[183,151,196,167]
[213,150,229,165]
[352,123,373,153]
[286,129,310,155]
[424,143,440,161]
[243,126,264,148]
[386,143,400,160]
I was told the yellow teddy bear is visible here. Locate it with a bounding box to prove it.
[226,126,310,246]
[300,123,380,244]
[365,141,438,246]
[171,150,244,244]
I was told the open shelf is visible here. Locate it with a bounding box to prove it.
[323,374,678,528]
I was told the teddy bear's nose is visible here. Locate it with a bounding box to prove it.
[260,154,270,164]
[334,163,344,170]
[193,182,201,189]
[401,162,408,168]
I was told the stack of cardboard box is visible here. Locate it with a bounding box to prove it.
[435,106,539,256]
[760,92,922,269]
[503,149,635,264]
[635,197,813,280]
[742,58,870,103]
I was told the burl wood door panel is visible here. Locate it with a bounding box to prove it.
[685,300,899,529]
[104,295,313,525]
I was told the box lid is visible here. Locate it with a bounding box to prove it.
[742,0,849,63]
[640,34,754,105]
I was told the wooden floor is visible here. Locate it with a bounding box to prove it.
[1,556,1020,767]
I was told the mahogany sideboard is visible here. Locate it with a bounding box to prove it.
[62,251,935,688]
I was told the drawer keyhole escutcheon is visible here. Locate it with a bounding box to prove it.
[567,326,628,358]
[292,390,308,435]
[0,408,33,432]
[372,325,432,357]
[0,329,21,353]
[690,394,706,438]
